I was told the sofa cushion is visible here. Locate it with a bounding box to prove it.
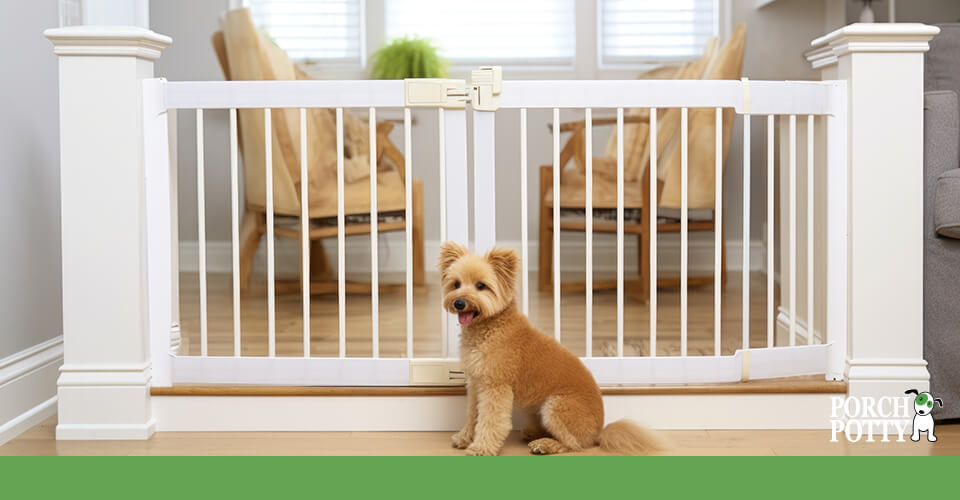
[935,169,960,239]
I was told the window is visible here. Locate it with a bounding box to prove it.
[385,0,576,66]
[245,0,364,65]
[599,0,719,66]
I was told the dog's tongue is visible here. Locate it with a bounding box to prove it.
[458,312,474,326]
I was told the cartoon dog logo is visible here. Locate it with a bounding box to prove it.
[905,389,943,442]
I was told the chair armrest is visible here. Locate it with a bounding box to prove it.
[548,114,651,133]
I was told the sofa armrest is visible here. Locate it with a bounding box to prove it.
[925,91,959,179]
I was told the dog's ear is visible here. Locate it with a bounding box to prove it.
[905,389,919,396]
[485,247,520,292]
[437,241,468,275]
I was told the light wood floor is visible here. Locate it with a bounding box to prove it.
[2,416,958,456]
[178,270,776,358]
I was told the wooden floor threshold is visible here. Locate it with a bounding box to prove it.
[152,376,846,397]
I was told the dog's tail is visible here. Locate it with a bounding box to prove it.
[596,419,667,455]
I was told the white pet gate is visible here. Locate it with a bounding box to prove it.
[143,69,847,388]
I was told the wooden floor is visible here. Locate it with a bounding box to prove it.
[178,270,777,358]
[2,416,958,456]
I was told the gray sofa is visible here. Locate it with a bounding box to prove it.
[924,24,960,420]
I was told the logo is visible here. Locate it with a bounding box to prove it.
[905,389,943,442]
[829,390,945,443]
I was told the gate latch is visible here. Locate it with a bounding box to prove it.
[471,66,502,111]
[404,78,467,109]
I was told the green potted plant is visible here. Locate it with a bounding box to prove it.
[370,36,448,79]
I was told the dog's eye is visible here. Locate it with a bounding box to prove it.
[454,281,461,289]
[476,282,486,290]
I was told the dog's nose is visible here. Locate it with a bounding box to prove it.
[454,299,466,310]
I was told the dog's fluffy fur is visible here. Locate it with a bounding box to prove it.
[439,241,664,456]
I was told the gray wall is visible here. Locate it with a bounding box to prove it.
[0,0,62,358]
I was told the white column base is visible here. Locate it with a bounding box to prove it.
[56,363,155,440]
[845,358,929,399]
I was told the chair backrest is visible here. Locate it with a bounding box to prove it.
[658,22,747,209]
[216,8,378,217]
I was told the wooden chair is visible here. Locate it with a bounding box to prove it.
[539,24,746,303]
[213,8,424,294]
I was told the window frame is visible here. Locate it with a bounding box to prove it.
[231,0,731,80]
[595,0,722,71]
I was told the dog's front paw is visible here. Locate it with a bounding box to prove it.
[451,431,473,449]
[465,444,499,456]
[929,434,938,442]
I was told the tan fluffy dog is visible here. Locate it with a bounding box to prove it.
[438,241,662,456]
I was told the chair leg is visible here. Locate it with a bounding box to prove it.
[309,239,331,281]
[538,166,553,292]
[412,180,425,285]
[638,233,650,304]
[239,210,265,291]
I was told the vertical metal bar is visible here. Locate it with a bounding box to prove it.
[196,109,208,357]
[767,114,775,349]
[680,107,688,357]
[649,108,658,357]
[265,109,276,357]
[789,114,797,347]
[807,114,815,345]
[585,108,593,357]
[405,108,413,358]
[714,107,722,356]
[443,109,469,357]
[520,109,529,316]
[472,111,497,252]
[553,107,561,342]
[438,108,448,357]
[742,114,751,351]
[369,107,379,358]
[337,108,346,358]
[300,108,310,358]
[230,108,240,357]
[616,108,624,358]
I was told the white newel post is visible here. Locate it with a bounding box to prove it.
[45,26,171,439]
[807,24,939,400]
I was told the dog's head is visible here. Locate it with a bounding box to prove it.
[437,241,519,326]
[905,389,943,416]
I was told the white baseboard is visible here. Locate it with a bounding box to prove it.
[0,336,63,446]
[153,393,834,431]
[179,236,766,276]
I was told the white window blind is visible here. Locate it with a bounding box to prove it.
[385,0,576,66]
[599,0,718,66]
[245,0,364,64]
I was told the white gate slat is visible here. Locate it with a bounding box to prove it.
[552,108,561,342]
[520,109,530,316]
[616,107,624,358]
[369,108,379,359]
[336,108,346,358]
[438,109,448,356]
[472,111,496,253]
[766,114,775,349]
[807,115,816,345]
[789,114,798,347]
[742,115,751,350]
[649,108,658,358]
[714,108,722,356]
[585,108,593,357]
[229,108,241,357]
[196,109,208,357]
[300,108,310,358]
[443,108,470,357]
[265,109,276,357]
[680,107,688,357]
[404,108,413,358]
